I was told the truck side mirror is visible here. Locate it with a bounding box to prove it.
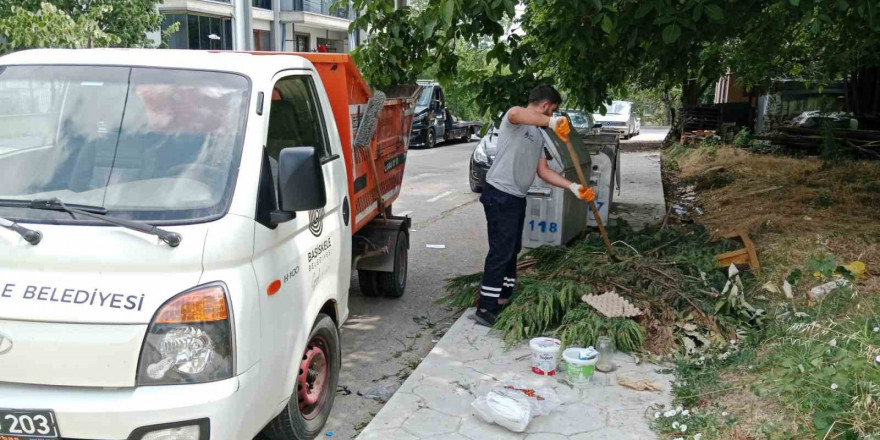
[272,146,326,225]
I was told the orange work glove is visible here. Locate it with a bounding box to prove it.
[549,116,571,143]
[568,183,596,202]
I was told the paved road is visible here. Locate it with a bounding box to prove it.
[622,125,669,143]
[323,138,487,438]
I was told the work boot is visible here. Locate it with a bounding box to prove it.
[474,308,500,327]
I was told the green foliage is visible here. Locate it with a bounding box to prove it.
[556,305,645,353]
[812,191,836,208]
[807,252,838,278]
[0,0,165,54]
[760,305,880,438]
[733,129,752,149]
[0,2,116,53]
[353,0,880,124]
[350,0,517,90]
[442,223,758,354]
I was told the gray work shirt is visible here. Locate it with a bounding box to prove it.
[485,113,552,198]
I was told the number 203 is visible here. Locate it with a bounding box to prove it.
[2,414,54,436]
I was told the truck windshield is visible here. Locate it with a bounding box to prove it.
[0,65,249,224]
[416,86,433,107]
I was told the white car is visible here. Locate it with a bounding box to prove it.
[593,101,639,139]
[0,49,413,440]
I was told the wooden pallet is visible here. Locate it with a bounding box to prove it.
[714,230,760,273]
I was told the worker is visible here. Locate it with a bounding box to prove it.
[475,85,595,327]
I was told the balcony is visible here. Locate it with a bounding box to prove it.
[280,0,351,20]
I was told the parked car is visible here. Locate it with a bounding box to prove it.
[469,127,499,192]
[469,110,596,193]
[410,82,482,148]
[0,49,416,440]
[593,100,640,139]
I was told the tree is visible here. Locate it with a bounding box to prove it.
[352,0,880,126]
[0,0,166,54]
[0,2,116,54]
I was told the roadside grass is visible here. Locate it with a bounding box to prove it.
[657,145,880,440]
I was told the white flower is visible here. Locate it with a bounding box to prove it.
[694,434,703,440]
[682,409,690,417]
[673,437,684,440]
[654,412,661,419]
[730,339,736,344]
[672,421,680,429]
[681,424,688,433]
[676,405,683,413]
[831,383,838,390]
[873,326,879,333]
[665,410,676,418]
[722,411,729,417]
[876,355,880,365]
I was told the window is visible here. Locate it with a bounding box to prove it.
[253,0,272,9]
[266,76,331,162]
[161,13,233,50]
[254,30,272,51]
[0,66,250,223]
[293,34,310,52]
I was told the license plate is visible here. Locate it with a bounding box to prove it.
[0,409,60,439]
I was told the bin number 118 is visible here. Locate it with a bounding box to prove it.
[528,220,558,233]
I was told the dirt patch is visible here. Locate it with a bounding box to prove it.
[712,372,804,439]
[672,146,880,284]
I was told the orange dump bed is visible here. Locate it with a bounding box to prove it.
[255,53,415,234]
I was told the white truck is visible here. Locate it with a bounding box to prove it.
[0,49,415,440]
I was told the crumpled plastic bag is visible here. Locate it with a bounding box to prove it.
[471,381,561,432]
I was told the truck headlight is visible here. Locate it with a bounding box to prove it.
[137,283,234,386]
[473,141,489,164]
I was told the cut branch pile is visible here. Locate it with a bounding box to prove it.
[442,223,759,355]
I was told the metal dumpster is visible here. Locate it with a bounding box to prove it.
[583,134,620,227]
[521,124,592,249]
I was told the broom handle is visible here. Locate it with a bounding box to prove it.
[562,137,615,257]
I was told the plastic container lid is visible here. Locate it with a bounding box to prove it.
[529,337,562,352]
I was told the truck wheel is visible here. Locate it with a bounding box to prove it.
[426,129,436,149]
[461,128,471,142]
[263,314,340,440]
[357,231,408,298]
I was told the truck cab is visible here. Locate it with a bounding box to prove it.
[0,49,411,440]
[409,81,481,149]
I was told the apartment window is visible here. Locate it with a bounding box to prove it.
[316,37,341,53]
[161,13,233,50]
[280,0,351,19]
[293,34,310,52]
[254,30,272,51]
[253,0,272,9]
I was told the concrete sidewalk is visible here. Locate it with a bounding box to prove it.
[356,309,673,440]
[610,152,666,230]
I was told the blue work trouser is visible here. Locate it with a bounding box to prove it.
[479,184,527,312]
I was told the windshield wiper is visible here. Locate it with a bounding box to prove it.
[1,198,181,247]
[0,216,42,245]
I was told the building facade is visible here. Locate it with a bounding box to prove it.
[157,0,361,53]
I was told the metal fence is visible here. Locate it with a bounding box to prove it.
[280,0,351,19]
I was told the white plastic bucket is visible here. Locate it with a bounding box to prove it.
[529,337,562,376]
[562,348,598,384]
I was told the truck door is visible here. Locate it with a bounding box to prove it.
[433,87,446,139]
[251,71,349,409]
